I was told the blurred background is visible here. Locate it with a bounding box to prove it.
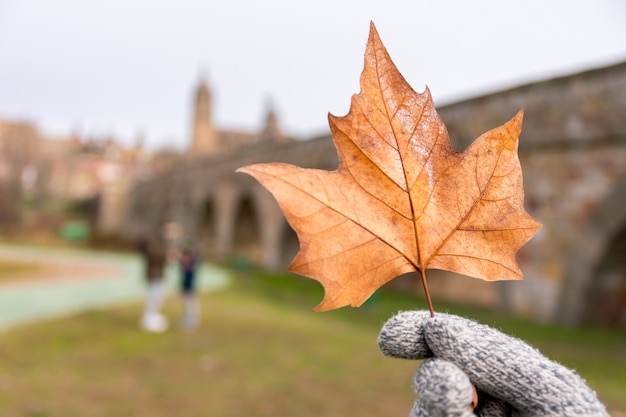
[0,1,625,416]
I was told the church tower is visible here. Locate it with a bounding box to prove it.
[260,105,280,141]
[189,77,218,154]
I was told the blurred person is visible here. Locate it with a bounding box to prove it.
[178,243,200,330]
[137,228,169,333]
[379,310,609,416]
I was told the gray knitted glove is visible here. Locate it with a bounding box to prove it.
[378,311,609,417]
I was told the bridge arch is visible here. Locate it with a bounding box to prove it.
[232,192,262,264]
[245,185,291,269]
[196,195,217,255]
[280,221,299,268]
[558,174,626,326]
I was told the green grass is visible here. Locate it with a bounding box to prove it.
[1,266,625,416]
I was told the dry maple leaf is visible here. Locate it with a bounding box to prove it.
[237,22,541,313]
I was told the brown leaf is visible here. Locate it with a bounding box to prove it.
[237,22,541,312]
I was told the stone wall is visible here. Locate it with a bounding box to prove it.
[433,61,626,322]
[128,60,626,324]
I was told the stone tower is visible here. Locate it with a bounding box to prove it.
[260,105,281,141]
[189,77,217,154]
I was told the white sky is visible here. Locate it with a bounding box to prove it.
[1,0,625,150]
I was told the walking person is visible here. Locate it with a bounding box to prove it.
[179,244,200,330]
[137,228,169,333]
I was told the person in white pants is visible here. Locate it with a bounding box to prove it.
[137,229,169,333]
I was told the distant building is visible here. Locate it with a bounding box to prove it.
[187,76,292,156]
[0,119,153,236]
[0,75,292,238]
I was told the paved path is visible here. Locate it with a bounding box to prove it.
[0,243,231,331]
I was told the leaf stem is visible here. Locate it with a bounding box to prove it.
[419,268,435,317]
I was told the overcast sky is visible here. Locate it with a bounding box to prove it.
[1,0,625,150]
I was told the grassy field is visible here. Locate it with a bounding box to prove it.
[1,267,625,416]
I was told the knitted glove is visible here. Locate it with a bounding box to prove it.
[378,311,609,417]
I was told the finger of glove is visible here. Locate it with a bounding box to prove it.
[424,313,609,416]
[378,310,433,359]
[410,400,477,417]
[411,358,477,417]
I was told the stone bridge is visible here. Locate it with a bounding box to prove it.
[127,61,626,326]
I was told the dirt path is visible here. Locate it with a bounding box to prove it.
[0,243,230,331]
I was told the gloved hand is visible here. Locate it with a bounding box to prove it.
[378,311,609,417]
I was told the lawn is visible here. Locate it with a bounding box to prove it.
[1,266,625,416]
